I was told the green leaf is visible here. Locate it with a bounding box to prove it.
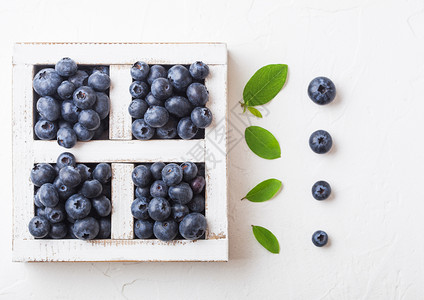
[243,64,288,107]
[242,179,282,202]
[245,126,281,159]
[247,106,263,118]
[252,225,280,254]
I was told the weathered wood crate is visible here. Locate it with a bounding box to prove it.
[12,43,228,262]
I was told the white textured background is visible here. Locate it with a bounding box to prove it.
[2,0,424,299]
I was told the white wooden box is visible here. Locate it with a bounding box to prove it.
[12,43,228,262]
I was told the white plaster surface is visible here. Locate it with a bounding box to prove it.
[1,0,424,298]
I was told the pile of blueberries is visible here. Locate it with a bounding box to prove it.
[33,57,111,148]
[28,152,112,240]
[131,162,207,241]
[129,61,213,140]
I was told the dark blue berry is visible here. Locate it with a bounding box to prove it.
[308,77,336,105]
[189,61,209,80]
[59,166,81,188]
[135,186,151,199]
[76,164,92,182]
[68,70,88,88]
[61,100,80,123]
[38,183,59,208]
[92,163,111,184]
[34,191,44,208]
[30,163,56,187]
[180,162,198,181]
[132,119,155,140]
[161,163,183,186]
[73,86,97,109]
[134,219,153,239]
[168,65,192,91]
[145,92,164,106]
[128,99,148,119]
[45,205,66,223]
[168,182,193,204]
[37,96,60,121]
[65,194,91,219]
[93,92,110,119]
[179,213,206,240]
[92,195,111,217]
[49,222,68,239]
[34,119,57,140]
[312,230,328,247]
[129,81,149,99]
[57,81,76,100]
[187,194,205,213]
[309,130,333,154]
[55,57,77,77]
[156,116,178,139]
[57,127,77,148]
[150,180,168,198]
[131,61,149,81]
[81,179,103,198]
[171,203,189,222]
[73,122,95,141]
[186,83,208,106]
[191,107,212,128]
[151,78,173,100]
[147,65,167,85]
[78,109,100,131]
[28,216,50,238]
[73,217,99,240]
[131,197,150,220]
[148,197,171,221]
[132,165,152,187]
[150,162,165,180]
[144,106,169,128]
[33,68,62,96]
[177,117,198,139]
[53,176,76,200]
[190,176,205,194]
[88,71,110,91]
[97,217,111,239]
[165,96,192,118]
[312,181,331,200]
[56,152,76,169]
[153,219,178,241]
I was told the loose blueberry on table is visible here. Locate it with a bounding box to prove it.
[307,77,336,105]
[28,152,112,240]
[131,162,206,241]
[312,180,331,201]
[129,61,213,140]
[312,230,328,247]
[33,57,111,148]
[309,129,333,154]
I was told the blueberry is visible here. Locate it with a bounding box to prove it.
[189,61,209,80]
[145,92,164,107]
[36,207,46,218]
[65,194,91,220]
[92,195,111,217]
[165,96,192,118]
[33,68,62,96]
[308,77,336,105]
[153,219,178,241]
[156,116,178,139]
[56,80,76,100]
[131,61,149,81]
[171,203,189,222]
[73,86,97,109]
[49,222,68,239]
[88,71,110,91]
[177,117,198,140]
[97,217,111,239]
[59,166,81,188]
[58,120,73,129]
[53,176,76,200]
[168,182,193,205]
[38,183,59,208]
[128,99,148,119]
[36,96,61,121]
[190,176,205,194]
[34,191,44,208]
[135,186,151,199]
[144,106,169,128]
[147,65,167,85]
[34,119,57,140]
[180,162,198,181]
[150,162,165,180]
[134,219,153,239]
[132,165,152,187]
[56,152,76,169]
[76,164,92,182]
[312,181,331,200]
[61,100,80,123]
[81,179,103,198]
[132,119,155,140]
[312,230,328,247]
[68,70,89,88]
[148,197,171,221]
[131,197,150,220]
[28,216,50,238]
[179,213,207,240]
[73,217,99,240]
[167,65,192,91]
[186,83,208,106]
[73,122,95,141]
[129,81,149,99]
[151,78,173,100]
[191,107,212,128]
[187,194,205,213]
[150,180,168,198]
[161,163,183,186]
[309,130,333,154]
[45,205,66,223]
[57,127,77,148]
[78,109,100,131]
[92,163,112,184]
[30,163,56,186]
[55,57,78,77]
[93,92,110,119]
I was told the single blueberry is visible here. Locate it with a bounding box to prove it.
[308,77,336,105]
[76,164,92,182]
[312,181,332,200]
[151,78,173,100]
[55,57,78,77]
[131,197,150,220]
[30,163,56,186]
[88,71,110,91]
[131,61,149,81]
[59,166,81,188]
[65,194,91,220]
[187,194,205,213]
[165,96,192,118]
[73,217,100,240]
[168,182,193,205]
[38,183,59,208]
[53,176,76,200]
[144,106,169,128]
[168,65,192,91]
[179,213,207,240]
[37,96,61,121]
[153,219,178,241]
[186,83,209,106]
[33,68,62,96]
[34,119,58,140]
[28,216,50,238]
[191,107,213,128]
[56,152,76,169]
[78,109,100,131]
[171,203,189,223]
[57,127,77,148]
[189,61,209,80]
[132,119,155,140]
[129,81,149,99]
[135,186,151,199]
[57,81,76,100]
[177,117,198,140]
[312,230,328,247]
[148,197,171,221]
[61,100,80,123]
[68,70,89,88]
[93,92,110,120]
[132,165,152,187]
[161,163,183,186]
[92,195,111,217]
[145,92,164,107]
[73,86,97,109]
[156,116,178,139]
[190,176,205,194]
[128,99,148,119]
[73,122,95,141]
[309,130,333,154]
[34,191,44,208]
[97,217,111,239]
[150,180,169,198]
[147,65,167,85]
[81,179,103,198]
[92,163,112,184]
[150,162,165,180]
[134,219,153,239]
[49,222,68,239]
[45,205,66,223]
[180,162,198,181]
